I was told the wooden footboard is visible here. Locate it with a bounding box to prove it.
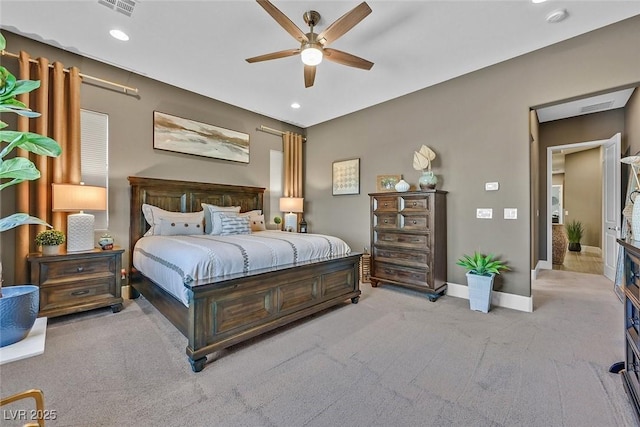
[132,253,360,372]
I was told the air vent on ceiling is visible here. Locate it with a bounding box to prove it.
[580,101,614,114]
[98,0,136,17]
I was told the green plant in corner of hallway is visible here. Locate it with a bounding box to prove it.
[565,220,584,244]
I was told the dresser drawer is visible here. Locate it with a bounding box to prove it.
[375,231,428,249]
[40,277,117,313]
[39,257,115,285]
[373,196,398,212]
[400,214,427,230]
[400,195,430,211]
[374,213,398,228]
[373,262,430,287]
[373,247,429,267]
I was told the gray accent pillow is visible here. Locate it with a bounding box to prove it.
[219,214,251,235]
[201,203,240,234]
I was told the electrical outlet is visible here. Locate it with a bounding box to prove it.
[476,208,493,219]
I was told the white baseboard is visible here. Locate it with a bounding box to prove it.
[446,282,533,313]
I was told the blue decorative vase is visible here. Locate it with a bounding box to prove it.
[418,171,438,190]
[0,285,39,347]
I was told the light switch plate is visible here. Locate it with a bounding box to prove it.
[477,208,493,219]
[485,182,499,191]
[504,208,517,219]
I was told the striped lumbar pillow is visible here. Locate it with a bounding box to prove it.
[219,214,251,235]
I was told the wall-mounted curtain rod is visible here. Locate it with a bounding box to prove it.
[1,49,139,95]
[259,125,306,142]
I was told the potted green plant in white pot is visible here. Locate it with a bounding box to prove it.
[0,32,62,347]
[35,229,66,255]
[456,252,509,313]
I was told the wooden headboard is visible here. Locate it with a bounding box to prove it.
[128,176,265,269]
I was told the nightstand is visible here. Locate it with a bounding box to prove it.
[27,247,124,318]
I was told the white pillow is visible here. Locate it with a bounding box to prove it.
[250,214,266,232]
[219,214,251,235]
[201,203,240,234]
[142,204,204,236]
[159,218,204,236]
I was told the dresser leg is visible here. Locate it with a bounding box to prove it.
[371,280,379,288]
[190,357,207,372]
[351,296,360,304]
[111,303,123,313]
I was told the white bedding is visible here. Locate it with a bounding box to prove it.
[133,231,352,306]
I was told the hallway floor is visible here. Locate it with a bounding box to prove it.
[552,245,604,275]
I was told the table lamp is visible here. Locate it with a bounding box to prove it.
[279,197,303,232]
[52,183,107,252]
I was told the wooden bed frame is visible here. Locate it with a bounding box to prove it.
[128,176,361,372]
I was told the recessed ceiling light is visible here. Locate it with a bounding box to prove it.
[546,9,569,23]
[109,29,129,41]
[531,0,547,4]
[291,102,301,109]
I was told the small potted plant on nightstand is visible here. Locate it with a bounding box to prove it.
[456,251,509,313]
[274,216,282,231]
[35,229,66,256]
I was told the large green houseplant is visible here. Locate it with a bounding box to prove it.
[456,252,509,313]
[0,32,62,347]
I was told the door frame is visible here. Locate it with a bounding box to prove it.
[544,136,621,274]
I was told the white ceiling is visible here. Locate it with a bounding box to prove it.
[2,1,640,128]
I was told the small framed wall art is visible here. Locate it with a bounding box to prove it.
[376,174,401,192]
[332,158,360,195]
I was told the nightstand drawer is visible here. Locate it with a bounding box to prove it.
[39,257,114,284]
[40,278,116,313]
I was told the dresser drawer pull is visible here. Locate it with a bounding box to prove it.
[412,220,417,224]
[77,266,84,273]
[71,289,90,296]
[384,219,388,224]
[383,202,388,207]
[412,202,417,207]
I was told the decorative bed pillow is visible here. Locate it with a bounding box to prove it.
[239,209,263,219]
[159,218,204,236]
[249,214,266,232]
[219,214,251,235]
[142,204,204,236]
[201,203,240,235]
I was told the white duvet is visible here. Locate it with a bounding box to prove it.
[133,231,351,306]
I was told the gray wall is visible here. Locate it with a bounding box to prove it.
[305,16,640,297]
[0,31,303,285]
[564,148,602,247]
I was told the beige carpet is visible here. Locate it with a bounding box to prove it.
[0,270,636,426]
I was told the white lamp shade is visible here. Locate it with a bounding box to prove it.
[52,183,107,212]
[279,197,303,213]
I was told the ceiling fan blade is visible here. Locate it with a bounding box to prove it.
[324,48,373,70]
[256,0,308,43]
[246,48,300,63]
[304,65,316,88]
[317,2,371,46]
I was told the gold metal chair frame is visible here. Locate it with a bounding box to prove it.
[0,389,45,427]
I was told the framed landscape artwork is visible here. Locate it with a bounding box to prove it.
[376,174,401,192]
[332,158,360,195]
[153,111,250,163]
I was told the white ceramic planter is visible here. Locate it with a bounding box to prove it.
[466,272,495,313]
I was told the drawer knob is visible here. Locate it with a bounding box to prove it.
[71,289,90,296]
[383,203,388,207]
[412,220,417,224]
[412,202,417,207]
[384,220,388,224]
[77,266,84,273]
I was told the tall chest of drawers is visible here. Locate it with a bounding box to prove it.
[369,190,447,299]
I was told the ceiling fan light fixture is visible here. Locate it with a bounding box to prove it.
[301,44,323,66]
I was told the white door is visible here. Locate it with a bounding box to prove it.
[603,133,621,281]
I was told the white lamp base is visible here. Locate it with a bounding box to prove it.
[284,212,297,232]
[67,212,95,252]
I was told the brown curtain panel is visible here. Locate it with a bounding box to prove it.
[14,52,82,283]
[283,132,304,223]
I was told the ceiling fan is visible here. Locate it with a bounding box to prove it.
[246,0,374,88]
